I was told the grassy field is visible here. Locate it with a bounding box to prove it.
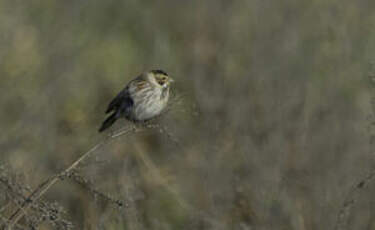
[1,0,375,229]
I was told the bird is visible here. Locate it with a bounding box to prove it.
[99,70,173,132]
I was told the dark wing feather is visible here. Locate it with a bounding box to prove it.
[105,88,133,114]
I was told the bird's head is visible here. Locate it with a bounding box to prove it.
[148,69,173,88]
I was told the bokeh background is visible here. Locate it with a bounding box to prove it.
[1,0,375,229]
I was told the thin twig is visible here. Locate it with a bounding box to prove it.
[334,169,375,230]
[68,171,127,208]
[0,171,72,229]
[0,214,27,230]
[6,125,140,230]
[334,74,375,230]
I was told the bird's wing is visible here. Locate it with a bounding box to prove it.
[127,77,152,97]
[105,75,149,114]
[105,88,133,114]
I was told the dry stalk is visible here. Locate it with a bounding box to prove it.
[5,124,147,230]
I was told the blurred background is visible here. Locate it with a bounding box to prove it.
[1,0,375,229]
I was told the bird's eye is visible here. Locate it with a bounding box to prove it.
[156,76,168,86]
[157,78,165,86]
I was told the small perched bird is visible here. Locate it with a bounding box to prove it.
[99,70,173,132]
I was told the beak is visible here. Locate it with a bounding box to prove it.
[169,78,174,83]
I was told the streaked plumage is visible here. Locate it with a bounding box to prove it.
[99,70,172,132]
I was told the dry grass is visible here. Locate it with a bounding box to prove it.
[1,0,375,229]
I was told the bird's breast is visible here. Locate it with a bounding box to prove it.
[130,87,169,121]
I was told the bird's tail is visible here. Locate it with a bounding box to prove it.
[99,113,117,132]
